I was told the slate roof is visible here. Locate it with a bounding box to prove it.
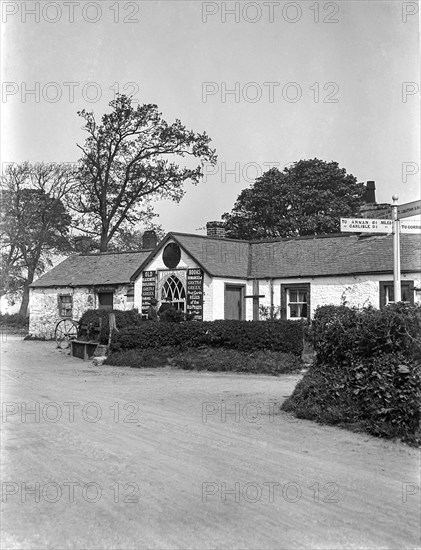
[249,233,421,278]
[30,250,152,288]
[31,233,421,288]
[132,232,421,280]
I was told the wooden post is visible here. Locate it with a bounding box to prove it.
[108,312,118,348]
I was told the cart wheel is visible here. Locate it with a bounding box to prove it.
[55,319,78,348]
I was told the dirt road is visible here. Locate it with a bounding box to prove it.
[1,336,420,549]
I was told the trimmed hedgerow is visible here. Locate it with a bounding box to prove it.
[110,320,304,356]
[105,347,302,375]
[282,303,421,446]
[78,309,143,343]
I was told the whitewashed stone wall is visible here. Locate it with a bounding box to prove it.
[29,284,133,339]
[133,238,421,321]
[258,272,421,318]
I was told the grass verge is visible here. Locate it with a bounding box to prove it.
[105,346,302,375]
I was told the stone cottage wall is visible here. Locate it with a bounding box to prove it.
[29,284,134,339]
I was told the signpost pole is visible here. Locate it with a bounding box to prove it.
[392,195,401,302]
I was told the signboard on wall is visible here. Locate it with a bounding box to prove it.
[186,268,204,320]
[141,270,156,316]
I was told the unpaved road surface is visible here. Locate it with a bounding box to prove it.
[1,336,420,550]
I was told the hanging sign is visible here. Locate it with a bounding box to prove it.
[141,270,156,316]
[186,268,204,320]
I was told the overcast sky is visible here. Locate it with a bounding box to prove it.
[2,0,420,234]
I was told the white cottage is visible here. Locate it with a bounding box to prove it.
[29,250,152,338]
[29,225,421,338]
[131,227,421,321]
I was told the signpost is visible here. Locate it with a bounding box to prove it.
[340,218,392,233]
[397,199,421,220]
[340,196,421,304]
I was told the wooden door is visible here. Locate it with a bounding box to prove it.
[225,285,243,320]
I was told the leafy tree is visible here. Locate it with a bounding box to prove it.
[222,159,365,239]
[1,162,74,316]
[71,95,217,252]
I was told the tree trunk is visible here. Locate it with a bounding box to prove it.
[100,229,109,252]
[19,284,31,317]
[19,269,35,317]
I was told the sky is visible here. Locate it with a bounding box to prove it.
[1,0,420,234]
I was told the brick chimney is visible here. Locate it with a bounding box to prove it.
[142,230,158,249]
[206,221,226,238]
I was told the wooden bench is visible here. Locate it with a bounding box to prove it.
[70,340,99,360]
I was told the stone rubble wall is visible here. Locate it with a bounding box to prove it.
[29,285,133,339]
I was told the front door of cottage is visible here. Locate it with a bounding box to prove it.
[225,285,244,320]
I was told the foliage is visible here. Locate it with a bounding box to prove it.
[159,307,194,323]
[259,304,282,320]
[106,347,302,375]
[71,95,217,251]
[1,162,74,315]
[222,159,364,239]
[282,304,421,445]
[0,313,29,328]
[78,308,143,344]
[110,320,304,355]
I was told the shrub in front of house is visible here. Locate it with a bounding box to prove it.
[105,347,302,375]
[110,319,304,355]
[78,309,143,343]
[282,303,421,445]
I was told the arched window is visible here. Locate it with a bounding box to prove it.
[161,275,186,311]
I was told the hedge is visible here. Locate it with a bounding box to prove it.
[110,320,304,355]
[0,313,29,328]
[282,303,421,445]
[78,309,143,344]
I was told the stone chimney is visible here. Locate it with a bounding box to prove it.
[206,221,226,238]
[74,236,93,255]
[364,181,376,204]
[359,180,391,219]
[142,230,158,249]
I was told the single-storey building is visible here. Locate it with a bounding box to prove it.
[132,228,421,321]
[29,250,152,339]
[29,224,421,338]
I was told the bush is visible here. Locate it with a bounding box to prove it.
[282,304,421,445]
[110,319,304,355]
[0,313,29,328]
[105,347,302,375]
[78,309,143,343]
